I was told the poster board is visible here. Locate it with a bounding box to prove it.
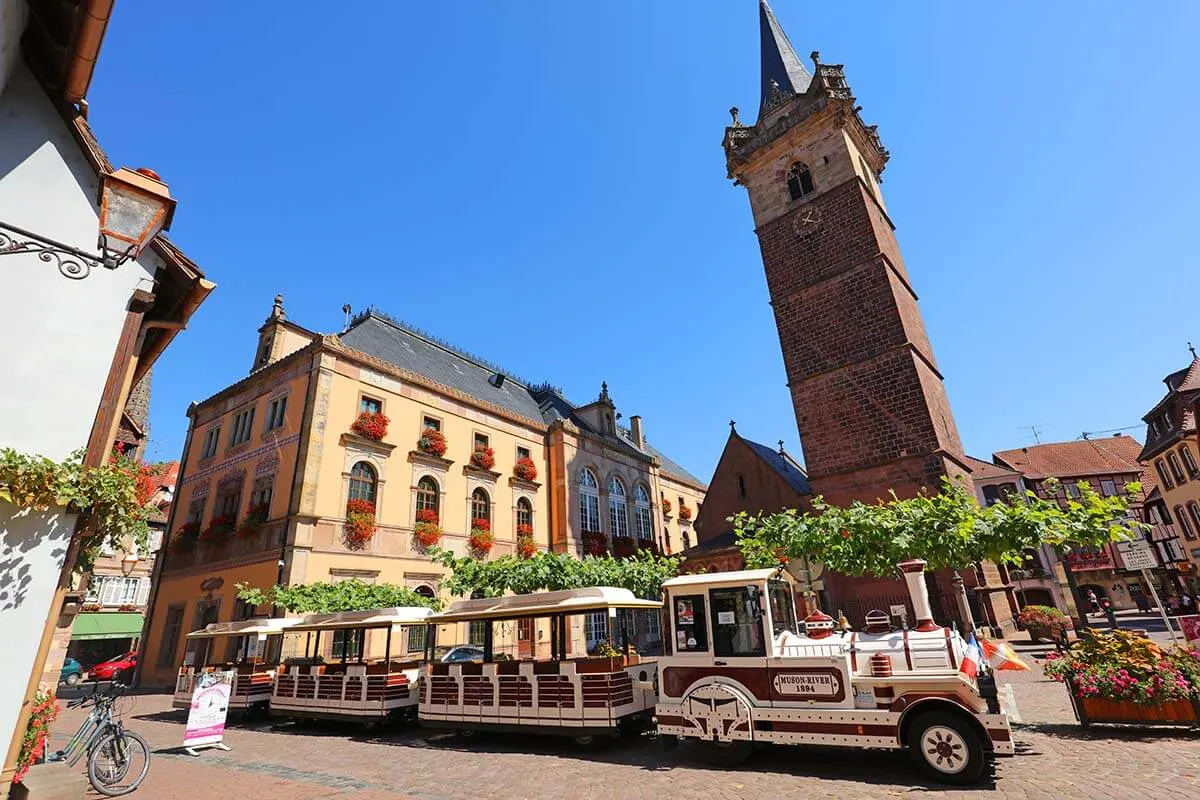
[182,669,234,754]
[1180,615,1200,648]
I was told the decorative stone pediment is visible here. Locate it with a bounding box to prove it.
[340,432,397,457]
[508,476,541,492]
[408,450,453,473]
[463,464,501,483]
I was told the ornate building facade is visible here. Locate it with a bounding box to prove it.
[140,300,703,685]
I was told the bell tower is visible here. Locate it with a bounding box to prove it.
[725,1,969,507]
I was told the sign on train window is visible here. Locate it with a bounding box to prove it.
[709,587,766,658]
[673,594,708,652]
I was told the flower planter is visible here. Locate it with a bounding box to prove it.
[1069,688,1200,727]
[1026,624,1067,644]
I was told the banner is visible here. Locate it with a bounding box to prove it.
[183,670,234,749]
[1180,615,1200,648]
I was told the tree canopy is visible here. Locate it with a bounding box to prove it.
[235,579,440,613]
[429,548,681,601]
[735,477,1145,576]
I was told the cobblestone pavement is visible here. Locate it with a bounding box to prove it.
[49,658,1200,800]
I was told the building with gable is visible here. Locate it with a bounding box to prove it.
[140,302,704,685]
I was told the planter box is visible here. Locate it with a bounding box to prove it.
[1068,687,1200,727]
[1026,623,1068,643]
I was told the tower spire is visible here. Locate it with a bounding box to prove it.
[758,0,812,111]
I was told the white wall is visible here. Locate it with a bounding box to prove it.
[0,60,158,462]
[0,500,78,757]
[0,1,25,97]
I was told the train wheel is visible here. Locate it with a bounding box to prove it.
[695,739,752,768]
[907,711,985,785]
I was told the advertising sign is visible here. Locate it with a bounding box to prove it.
[1116,540,1158,571]
[770,668,845,702]
[1180,615,1200,648]
[183,670,234,754]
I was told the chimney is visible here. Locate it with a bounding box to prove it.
[897,559,939,632]
[629,415,644,449]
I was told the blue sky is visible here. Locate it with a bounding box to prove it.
[89,1,1200,478]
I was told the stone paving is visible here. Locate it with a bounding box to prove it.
[48,655,1200,800]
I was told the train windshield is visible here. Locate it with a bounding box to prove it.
[768,579,798,636]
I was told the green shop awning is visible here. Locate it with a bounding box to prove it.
[71,612,144,641]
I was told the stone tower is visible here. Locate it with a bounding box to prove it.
[724,1,969,509]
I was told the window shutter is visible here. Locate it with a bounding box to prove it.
[99,578,121,606]
[137,577,151,606]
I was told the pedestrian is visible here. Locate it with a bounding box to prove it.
[1134,590,1149,614]
[1086,588,1099,613]
[1100,597,1118,629]
[1183,592,1195,614]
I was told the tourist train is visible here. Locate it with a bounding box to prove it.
[173,559,1010,784]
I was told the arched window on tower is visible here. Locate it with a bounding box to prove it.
[608,477,628,539]
[348,462,377,504]
[471,487,490,524]
[634,484,653,541]
[416,476,440,516]
[787,161,814,201]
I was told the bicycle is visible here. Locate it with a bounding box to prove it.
[46,681,150,796]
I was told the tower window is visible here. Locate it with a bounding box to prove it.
[786,162,814,201]
[736,474,747,500]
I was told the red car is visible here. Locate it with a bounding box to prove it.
[88,652,137,681]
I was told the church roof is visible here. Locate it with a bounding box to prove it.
[742,437,811,496]
[963,454,1022,482]
[758,0,812,110]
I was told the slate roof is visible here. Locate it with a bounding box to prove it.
[339,311,546,423]
[681,529,740,556]
[993,436,1144,480]
[963,454,1022,482]
[338,310,704,486]
[1138,356,1200,461]
[758,0,812,108]
[742,437,811,496]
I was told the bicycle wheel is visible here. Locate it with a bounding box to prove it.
[87,729,150,796]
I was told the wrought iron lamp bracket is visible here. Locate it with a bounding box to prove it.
[0,220,131,280]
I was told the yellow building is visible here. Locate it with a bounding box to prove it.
[141,299,705,684]
[1138,352,1200,592]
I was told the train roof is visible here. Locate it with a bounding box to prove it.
[185,617,299,639]
[663,567,793,589]
[430,587,661,623]
[288,606,435,632]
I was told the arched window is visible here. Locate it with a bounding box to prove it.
[348,461,377,504]
[579,468,601,532]
[1189,503,1200,540]
[414,585,435,600]
[1182,445,1200,479]
[787,161,814,201]
[516,497,533,530]
[1168,452,1187,484]
[471,487,490,524]
[1176,506,1195,540]
[608,476,628,539]
[1157,459,1174,490]
[634,484,653,540]
[416,476,439,516]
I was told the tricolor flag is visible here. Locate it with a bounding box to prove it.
[959,633,983,680]
[980,637,1030,671]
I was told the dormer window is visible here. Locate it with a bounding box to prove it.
[787,162,814,201]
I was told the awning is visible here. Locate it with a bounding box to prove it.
[71,612,144,641]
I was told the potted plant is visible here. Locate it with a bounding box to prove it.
[14,687,59,785]
[237,502,269,539]
[202,513,236,542]
[611,535,636,558]
[1018,605,1072,643]
[469,518,494,555]
[350,410,389,441]
[1043,629,1200,726]
[582,530,608,557]
[516,525,536,559]
[513,457,538,482]
[470,445,495,470]
[417,427,447,457]
[344,498,377,549]
[661,498,672,517]
[415,508,442,549]
[175,520,201,549]
[678,504,693,521]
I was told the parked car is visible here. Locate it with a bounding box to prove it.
[89,652,138,681]
[439,646,484,663]
[59,657,83,686]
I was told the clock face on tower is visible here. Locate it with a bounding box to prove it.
[792,204,822,237]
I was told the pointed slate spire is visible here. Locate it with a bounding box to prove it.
[759,0,812,109]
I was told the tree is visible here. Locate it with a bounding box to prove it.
[235,579,440,613]
[734,477,1145,576]
[429,548,681,601]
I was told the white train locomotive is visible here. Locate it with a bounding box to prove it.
[416,558,1011,785]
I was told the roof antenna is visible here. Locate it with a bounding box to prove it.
[341,304,352,330]
[1020,425,1044,445]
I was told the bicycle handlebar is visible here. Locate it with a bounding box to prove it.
[66,681,128,709]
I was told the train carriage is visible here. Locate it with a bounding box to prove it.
[655,559,1013,784]
[173,617,297,714]
[418,587,662,740]
[269,606,433,725]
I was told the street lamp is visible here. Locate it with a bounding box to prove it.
[0,166,175,280]
[120,552,140,577]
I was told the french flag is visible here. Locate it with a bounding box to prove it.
[959,634,983,680]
